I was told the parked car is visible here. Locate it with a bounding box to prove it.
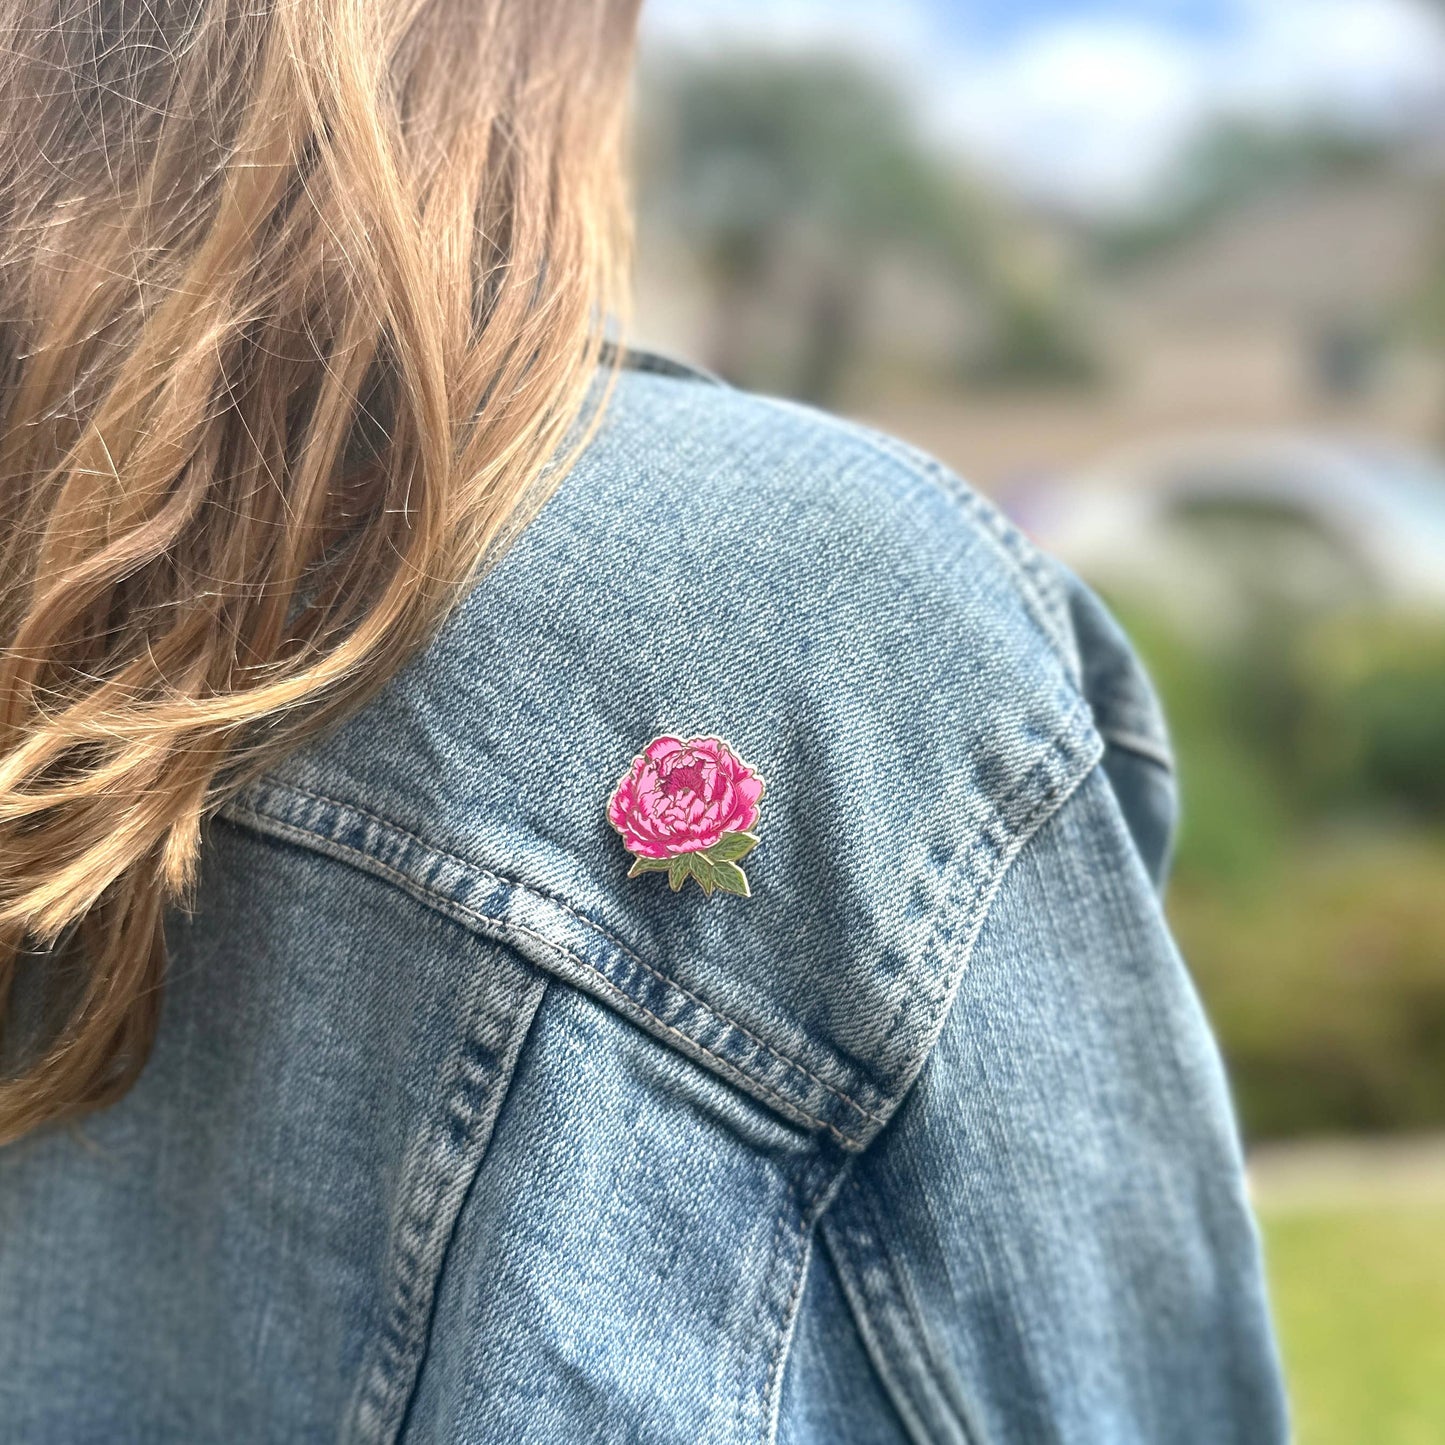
[1010,432,1445,640]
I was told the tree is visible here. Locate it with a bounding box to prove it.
[639,53,989,403]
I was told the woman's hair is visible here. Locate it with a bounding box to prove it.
[0,0,639,1142]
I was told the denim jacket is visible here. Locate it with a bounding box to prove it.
[0,349,1288,1444]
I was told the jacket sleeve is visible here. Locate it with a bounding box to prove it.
[813,754,1290,1444]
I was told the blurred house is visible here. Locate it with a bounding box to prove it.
[868,153,1445,492]
[633,49,1445,495]
[1102,166,1445,435]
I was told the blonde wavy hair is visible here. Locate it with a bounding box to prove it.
[0,0,639,1143]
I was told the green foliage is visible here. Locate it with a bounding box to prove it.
[1106,592,1445,1138]
[644,54,981,272]
[963,281,1104,390]
[708,860,751,897]
[637,52,1021,403]
[1171,837,1445,1138]
[1105,595,1292,887]
[1291,614,1445,820]
[1095,119,1390,271]
[640,50,1113,400]
[1111,596,1445,874]
[709,830,760,862]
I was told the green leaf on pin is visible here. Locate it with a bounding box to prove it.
[628,829,759,898]
[709,860,750,897]
[689,854,718,897]
[708,830,760,863]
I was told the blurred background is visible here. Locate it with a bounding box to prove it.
[633,2,1445,1440]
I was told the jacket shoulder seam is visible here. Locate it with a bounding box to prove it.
[882,693,1104,1110]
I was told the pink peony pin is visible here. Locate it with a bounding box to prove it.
[607,735,765,898]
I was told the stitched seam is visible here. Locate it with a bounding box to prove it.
[756,1158,852,1444]
[734,1189,792,1443]
[354,970,541,1441]
[820,1203,979,1445]
[889,695,1102,1093]
[909,458,1079,682]
[226,777,886,1129]
[627,351,726,386]
[760,1206,810,1445]
[817,1220,936,1445]
[854,1182,980,1440]
[222,799,861,1149]
[386,975,550,1442]
[603,338,728,387]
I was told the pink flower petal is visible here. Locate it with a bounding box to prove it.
[612,737,765,876]
[645,737,684,764]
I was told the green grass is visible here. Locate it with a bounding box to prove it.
[1261,1203,1445,1445]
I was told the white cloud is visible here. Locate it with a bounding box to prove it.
[640,0,1445,214]
[1224,0,1445,127]
[641,0,932,68]
[933,22,1211,212]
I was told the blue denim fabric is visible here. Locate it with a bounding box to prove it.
[0,349,1288,1443]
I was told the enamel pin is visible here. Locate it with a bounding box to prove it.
[607,735,764,898]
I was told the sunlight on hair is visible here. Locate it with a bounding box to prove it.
[0,0,640,1142]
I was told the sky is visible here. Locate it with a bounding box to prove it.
[640,0,1445,213]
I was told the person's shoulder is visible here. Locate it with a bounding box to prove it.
[520,349,1086,698]
[227,348,1123,1152]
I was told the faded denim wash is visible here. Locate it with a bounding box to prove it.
[0,348,1289,1443]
